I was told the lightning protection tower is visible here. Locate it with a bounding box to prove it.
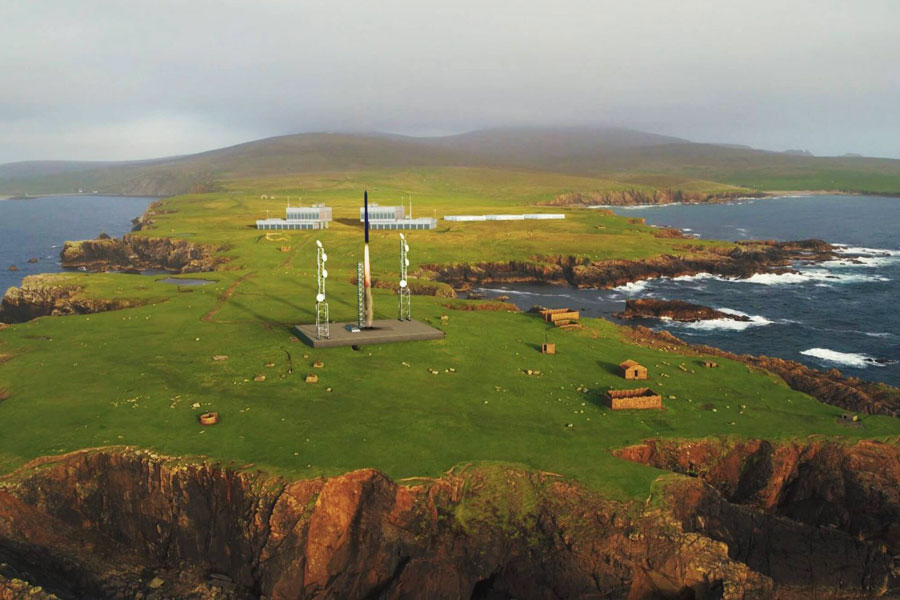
[356,262,365,329]
[398,233,411,321]
[315,240,329,339]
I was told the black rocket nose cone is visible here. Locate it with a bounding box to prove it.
[364,190,370,243]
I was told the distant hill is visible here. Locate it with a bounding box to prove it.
[2,127,900,196]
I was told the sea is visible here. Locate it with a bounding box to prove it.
[479,195,900,387]
[0,195,153,294]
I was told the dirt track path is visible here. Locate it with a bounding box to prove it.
[201,272,254,323]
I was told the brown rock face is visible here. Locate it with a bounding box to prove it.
[615,299,752,323]
[616,438,900,597]
[0,449,776,600]
[420,240,834,290]
[60,234,225,273]
[0,275,146,323]
[546,189,764,207]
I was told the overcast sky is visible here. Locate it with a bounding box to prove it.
[2,0,899,163]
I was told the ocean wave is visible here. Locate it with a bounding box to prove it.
[738,270,890,285]
[800,348,891,368]
[673,307,773,331]
[833,245,900,256]
[477,286,576,300]
[671,273,717,282]
[822,255,897,268]
[612,280,650,294]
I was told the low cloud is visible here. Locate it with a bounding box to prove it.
[2,0,898,162]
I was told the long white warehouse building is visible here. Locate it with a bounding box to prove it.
[444,213,565,222]
[256,204,333,230]
[360,204,437,230]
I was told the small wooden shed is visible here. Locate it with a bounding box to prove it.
[619,359,648,380]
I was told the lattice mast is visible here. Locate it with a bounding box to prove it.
[356,262,365,328]
[398,233,411,321]
[315,240,329,339]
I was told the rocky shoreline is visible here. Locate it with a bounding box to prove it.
[624,325,900,417]
[60,233,226,274]
[4,445,900,599]
[0,274,148,324]
[615,299,751,323]
[420,239,835,291]
[543,189,765,207]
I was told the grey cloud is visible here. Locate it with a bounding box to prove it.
[1,0,898,162]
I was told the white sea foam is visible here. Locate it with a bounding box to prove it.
[675,307,773,331]
[800,348,886,368]
[672,273,717,282]
[737,270,889,285]
[833,245,900,256]
[822,255,896,268]
[612,280,650,294]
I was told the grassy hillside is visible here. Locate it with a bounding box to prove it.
[1,168,898,501]
[4,127,900,197]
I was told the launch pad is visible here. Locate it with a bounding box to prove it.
[293,319,444,348]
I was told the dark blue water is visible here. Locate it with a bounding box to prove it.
[0,195,152,294]
[483,195,900,386]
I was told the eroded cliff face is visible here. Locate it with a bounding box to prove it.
[546,189,764,207]
[0,448,780,600]
[60,234,226,274]
[617,438,900,597]
[420,240,834,291]
[0,275,147,324]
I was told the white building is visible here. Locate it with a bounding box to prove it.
[361,203,437,230]
[256,204,332,230]
[444,213,565,222]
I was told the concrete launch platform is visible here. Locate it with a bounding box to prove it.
[293,319,445,348]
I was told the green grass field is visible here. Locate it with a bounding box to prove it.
[1,167,897,500]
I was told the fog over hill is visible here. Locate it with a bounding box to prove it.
[2,127,900,197]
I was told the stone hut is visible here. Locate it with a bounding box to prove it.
[606,388,662,410]
[619,360,648,380]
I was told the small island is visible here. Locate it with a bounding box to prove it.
[614,298,752,322]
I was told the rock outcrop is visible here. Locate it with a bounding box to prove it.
[0,275,147,324]
[421,240,834,290]
[60,234,226,273]
[617,437,900,596]
[615,299,751,322]
[0,448,780,599]
[5,446,900,598]
[545,189,764,207]
[624,326,900,417]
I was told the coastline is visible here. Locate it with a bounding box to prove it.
[587,189,900,210]
[0,192,162,201]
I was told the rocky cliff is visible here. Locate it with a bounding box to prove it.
[0,448,779,600]
[60,234,226,273]
[0,275,147,324]
[615,299,752,323]
[4,446,900,599]
[421,240,834,290]
[617,437,900,596]
[546,189,764,207]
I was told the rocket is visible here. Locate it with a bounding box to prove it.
[363,190,374,328]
